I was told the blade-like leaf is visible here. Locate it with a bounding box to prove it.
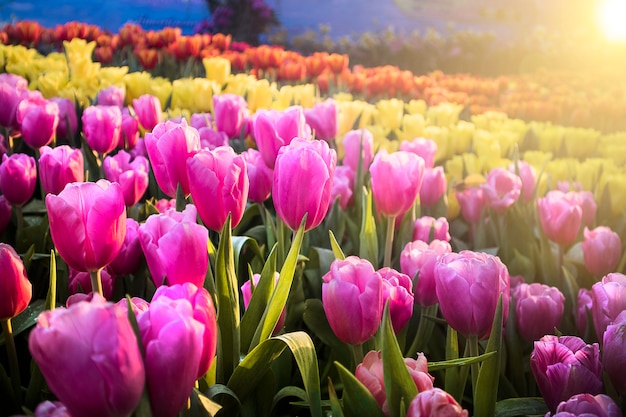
[335,361,385,417]
[329,230,346,260]
[232,235,264,276]
[190,388,222,417]
[428,351,497,371]
[359,188,379,266]
[46,250,57,311]
[494,397,548,417]
[328,378,345,417]
[302,299,352,364]
[272,386,308,411]
[0,300,46,346]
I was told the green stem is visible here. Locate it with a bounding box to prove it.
[352,343,364,370]
[557,244,564,288]
[383,215,396,268]
[15,205,23,245]
[468,335,480,396]
[89,268,104,297]
[2,319,21,408]
[405,304,438,356]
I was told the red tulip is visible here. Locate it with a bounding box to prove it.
[0,243,31,320]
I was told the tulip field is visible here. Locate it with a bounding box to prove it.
[1,20,626,417]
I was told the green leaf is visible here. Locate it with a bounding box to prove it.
[335,361,385,417]
[190,388,222,417]
[0,300,46,346]
[381,304,418,417]
[232,235,264,277]
[494,397,548,417]
[359,188,379,266]
[205,383,242,416]
[328,378,345,417]
[46,250,57,311]
[329,230,346,260]
[302,299,352,364]
[272,386,308,410]
[427,351,497,371]
[0,363,16,414]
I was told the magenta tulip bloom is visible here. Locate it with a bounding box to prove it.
[0,79,28,129]
[602,311,626,396]
[138,297,204,417]
[115,296,150,317]
[513,283,565,342]
[356,350,434,414]
[304,98,338,141]
[103,150,150,207]
[273,137,336,231]
[481,167,522,215]
[574,288,593,337]
[241,272,285,335]
[509,160,537,203]
[407,388,468,417]
[119,111,140,149]
[549,393,621,417]
[435,250,510,339]
[401,239,452,307]
[399,137,437,169]
[413,216,450,243]
[29,296,145,417]
[153,283,218,378]
[419,166,447,207]
[582,226,622,277]
[20,401,72,417]
[591,272,626,342]
[213,93,249,138]
[329,165,355,211]
[456,187,486,224]
[109,218,143,276]
[69,267,116,299]
[187,146,249,232]
[253,106,311,168]
[566,190,597,227]
[154,198,176,213]
[51,97,78,142]
[96,86,125,107]
[17,97,59,149]
[132,94,162,131]
[138,204,208,288]
[82,105,122,155]
[38,145,84,195]
[46,180,126,272]
[0,243,31,320]
[538,190,583,247]
[370,150,425,218]
[190,112,212,130]
[322,256,383,345]
[378,267,414,332]
[530,335,602,412]
[0,153,37,206]
[198,126,229,150]
[145,119,201,197]
[342,129,374,172]
[241,148,273,203]
[0,196,11,235]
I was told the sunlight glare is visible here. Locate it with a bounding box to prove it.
[598,0,626,42]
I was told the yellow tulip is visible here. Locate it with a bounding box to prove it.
[171,78,196,112]
[247,79,275,113]
[375,137,399,154]
[337,100,366,136]
[63,38,96,60]
[149,77,173,111]
[426,102,463,127]
[125,72,154,104]
[598,133,626,166]
[474,130,502,164]
[224,73,256,97]
[445,156,465,183]
[563,127,601,159]
[193,78,219,113]
[597,172,626,217]
[423,125,450,162]
[203,56,231,86]
[357,102,378,130]
[544,158,579,188]
[446,189,461,220]
[292,84,315,108]
[36,72,69,98]
[523,150,553,173]
[167,108,192,123]
[576,158,609,192]
[365,124,391,149]
[375,98,404,130]
[449,120,475,154]
[462,153,482,176]
[532,122,564,154]
[405,99,427,116]
[333,92,354,102]
[399,113,425,141]
[99,67,129,87]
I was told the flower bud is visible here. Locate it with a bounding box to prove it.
[0,153,37,205]
[0,243,31,320]
[38,145,85,195]
[582,226,622,277]
[513,283,565,342]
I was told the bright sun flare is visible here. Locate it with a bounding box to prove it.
[598,0,626,41]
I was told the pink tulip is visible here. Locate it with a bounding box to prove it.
[190,112,212,130]
[0,80,27,129]
[304,98,338,141]
[601,310,626,396]
[356,350,434,415]
[329,165,355,210]
[45,180,126,272]
[82,105,122,155]
[591,272,626,342]
[342,128,374,172]
[0,243,31,320]
[241,148,273,203]
[153,283,218,378]
[582,226,622,277]
[51,97,78,142]
[481,167,522,215]
[38,145,84,195]
[370,150,425,218]
[115,296,150,317]
[378,267,414,332]
[103,150,150,207]
[530,335,602,412]
[399,137,437,169]
[0,153,37,206]
[273,137,336,231]
[400,239,452,307]
[413,216,450,243]
[29,295,145,417]
[154,198,176,213]
[322,256,383,345]
[96,86,125,107]
[16,97,59,149]
[132,94,162,131]
[509,160,537,203]
[138,204,208,288]
[253,106,311,168]
[145,119,201,197]
[198,126,229,149]
[138,297,204,417]
[549,393,621,417]
[109,218,143,276]
[407,388,468,417]
[213,93,249,138]
[566,190,597,227]
[119,111,140,149]
[241,272,286,335]
[456,187,486,224]
[187,146,249,231]
[69,267,116,299]
[419,166,447,207]
[513,283,565,342]
[21,400,72,417]
[574,288,593,337]
[0,195,11,235]
[435,250,510,339]
[537,190,583,247]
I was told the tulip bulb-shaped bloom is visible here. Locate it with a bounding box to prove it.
[0,196,11,235]
[574,288,593,337]
[96,86,125,107]
[481,167,522,215]
[591,273,626,343]
[530,335,602,412]
[370,150,425,219]
[82,105,122,155]
[46,180,126,272]
[198,127,229,150]
[241,272,286,335]
[400,239,452,307]
[322,256,383,345]
[537,190,583,247]
[329,165,355,211]
[399,137,437,169]
[413,216,451,243]
[549,393,621,417]
[17,97,59,149]
[601,311,626,396]
[456,187,486,224]
[187,146,249,232]
[38,145,85,195]
[434,250,510,339]
[407,388,468,417]
[509,160,537,203]
[304,98,338,142]
[378,267,414,332]
[51,97,78,142]
[0,153,37,206]
[419,166,447,207]
[119,111,140,149]
[241,148,273,203]
[132,94,162,131]
[138,205,208,288]
[513,283,565,342]
[342,129,374,172]
[69,267,116,300]
[0,243,32,320]
[253,106,311,168]
[28,296,145,417]
[213,93,249,138]
[108,218,143,276]
[103,150,150,207]
[273,137,336,231]
[582,226,622,277]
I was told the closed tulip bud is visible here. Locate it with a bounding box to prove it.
[513,283,565,342]
[370,150,425,218]
[399,137,437,169]
[591,272,626,342]
[0,81,27,129]
[413,216,450,243]
[213,93,249,138]
[115,296,150,317]
[29,296,145,417]
[0,153,37,205]
[153,283,218,378]
[400,239,452,307]
[69,267,116,299]
[241,272,286,335]
[190,112,213,130]
[419,166,447,207]
[38,145,84,195]
[17,97,59,149]
[550,393,621,417]
[253,106,311,168]
[138,204,208,288]
[103,150,150,207]
[481,167,522,215]
[82,105,122,155]
[26,400,71,417]
[538,190,583,247]
[0,243,31,320]
[138,297,204,417]
[46,180,126,272]
[582,226,622,277]
[198,126,229,150]
[407,388,468,417]
[154,198,176,213]
[435,250,510,339]
[509,160,537,203]
[329,165,355,211]
[566,190,597,227]
[530,335,602,412]
[96,86,125,107]
[322,256,383,345]
[378,267,414,332]
[145,119,201,197]
[187,146,249,232]
[601,311,626,396]
[304,98,338,142]
[202,56,231,85]
[51,97,78,142]
[342,128,374,172]
[574,288,593,337]
[119,111,140,149]
[132,94,162,131]
[109,218,143,276]
[456,187,486,224]
[241,148,273,203]
[0,196,11,235]
[356,350,434,414]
